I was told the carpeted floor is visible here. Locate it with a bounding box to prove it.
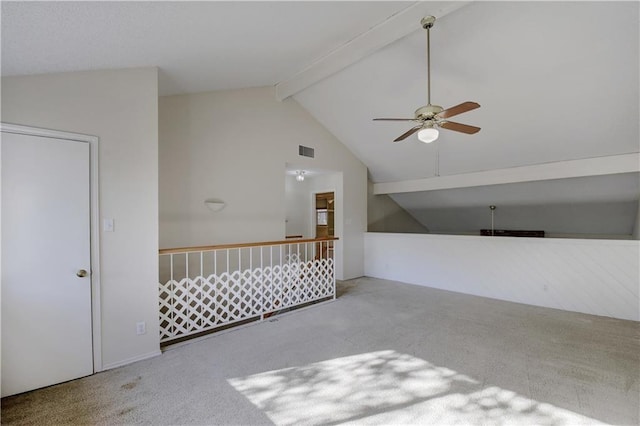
[2,277,639,425]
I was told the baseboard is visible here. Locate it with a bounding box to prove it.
[101,350,162,371]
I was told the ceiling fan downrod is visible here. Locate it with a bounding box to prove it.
[421,16,436,106]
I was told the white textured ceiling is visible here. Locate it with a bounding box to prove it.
[1,1,412,96]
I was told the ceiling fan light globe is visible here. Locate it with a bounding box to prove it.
[418,127,439,143]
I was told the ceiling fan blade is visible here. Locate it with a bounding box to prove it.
[440,121,481,134]
[373,118,416,121]
[436,101,480,119]
[394,125,423,142]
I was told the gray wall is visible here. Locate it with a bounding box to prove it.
[368,180,428,234]
[401,201,637,239]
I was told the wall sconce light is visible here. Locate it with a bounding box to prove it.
[204,198,226,212]
[296,170,306,182]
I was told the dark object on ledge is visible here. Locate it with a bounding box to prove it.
[480,229,545,238]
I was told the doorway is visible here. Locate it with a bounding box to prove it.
[315,192,335,259]
[1,124,100,397]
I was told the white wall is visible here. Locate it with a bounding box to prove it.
[365,233,639,321]
[1,68,160,368]
[159,87,367,279]
[285,174,311,238]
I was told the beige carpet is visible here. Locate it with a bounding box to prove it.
[2,277,639,425]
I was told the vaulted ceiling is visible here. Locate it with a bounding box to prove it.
[1,1,415,95]
[3,1,639,236]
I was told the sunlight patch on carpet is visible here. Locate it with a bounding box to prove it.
[229,350,604,425]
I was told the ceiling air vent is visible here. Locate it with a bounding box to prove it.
[299,145,315,158]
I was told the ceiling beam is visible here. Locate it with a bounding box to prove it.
[373,153,640,195]
[274,1,471,101]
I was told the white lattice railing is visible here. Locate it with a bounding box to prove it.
[158,237,337,343]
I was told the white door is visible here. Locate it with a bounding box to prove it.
[1,131,93,397]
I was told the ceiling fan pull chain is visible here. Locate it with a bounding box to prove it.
[435,141,440,176]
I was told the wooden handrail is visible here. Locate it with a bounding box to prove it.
[159,236,339,255]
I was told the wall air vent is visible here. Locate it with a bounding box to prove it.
[298,145,315,158]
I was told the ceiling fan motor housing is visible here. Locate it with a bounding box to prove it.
[415,104,443,120]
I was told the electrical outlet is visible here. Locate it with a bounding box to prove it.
[136,321,146,335]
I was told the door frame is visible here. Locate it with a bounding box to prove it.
[1,122,102,372]
[313,190,335,238]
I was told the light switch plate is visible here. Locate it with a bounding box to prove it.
[104,218,114,232]
[136,321,146,335]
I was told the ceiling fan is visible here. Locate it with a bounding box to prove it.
[374,16,480,143]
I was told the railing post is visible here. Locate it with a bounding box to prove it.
[280,244,284,309]
[260,246,264,321]
[186,252,192,332]
[199,251,204,328]
[270,245,273,315]
[213,249,217,325]
[332,241,336,300]
[170,253,175,339]
[239,247,243,318]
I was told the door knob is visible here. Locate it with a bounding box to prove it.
[76,269,88,278]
